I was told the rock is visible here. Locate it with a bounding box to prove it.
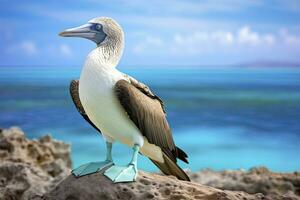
[189,167,300,199]
[1,126,300,200]
[42,171,270,200]
[0,127,71,177]
[0,161,51,200]
[0,127,71,200]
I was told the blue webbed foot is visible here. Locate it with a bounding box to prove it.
[104,164,138,183]
[72,161,113,177]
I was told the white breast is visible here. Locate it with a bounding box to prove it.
[78,50,142,146]
[78,49,163,163]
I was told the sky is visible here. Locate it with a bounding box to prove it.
[1,0,300,67]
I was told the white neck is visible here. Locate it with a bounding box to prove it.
[87,34,124,68]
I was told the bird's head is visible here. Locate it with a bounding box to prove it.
[59,17,124,46]
[59,17,124,66]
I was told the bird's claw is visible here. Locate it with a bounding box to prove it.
[104,164,138,183]
[72,161,113,177]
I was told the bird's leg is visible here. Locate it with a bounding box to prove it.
[105,141,113,162]
[72,141,114,177]
[104,144,140,183]
[129,144,139,169]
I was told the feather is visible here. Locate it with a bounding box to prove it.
[114,79,190,181]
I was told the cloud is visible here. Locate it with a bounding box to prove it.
[211,31,234,45]
[279,29,300,45]
[132,26,281,56]
[6,40,73,58]
[132,30,236,55]
[2,0,300,66]
[6,40,38,56]
[132,35,163,54]
[42,43,76,60]
[59,44,73,57]
[20,40,38,55]
[237,26,275,46]
[20,41,38,55]
[171,31,233,54]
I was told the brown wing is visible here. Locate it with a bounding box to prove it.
[125,74,166,113]
[114,79,190,181]
[125,75,188,163]
[69,80,101,133]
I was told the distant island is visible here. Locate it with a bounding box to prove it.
[237,60,300,68]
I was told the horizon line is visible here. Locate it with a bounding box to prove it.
[1,62,300,68]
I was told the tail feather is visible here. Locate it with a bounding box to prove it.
[150,151,190,181]
[176,147,189,164]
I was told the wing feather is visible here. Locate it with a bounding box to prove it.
[114,79,189,181]
[115,79,175,150]
[69,80,101,133]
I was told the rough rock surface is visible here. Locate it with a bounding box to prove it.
[0,127,71,200]
[1,126,300,200]
[42,171,299,200]
[189,167,300,198]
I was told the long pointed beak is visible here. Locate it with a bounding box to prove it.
[59,23,95,39]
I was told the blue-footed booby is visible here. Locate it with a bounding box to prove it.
[59,17,190,182]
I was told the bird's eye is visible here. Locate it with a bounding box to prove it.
[96,24,101,30]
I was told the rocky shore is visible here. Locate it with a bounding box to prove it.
[0,127,299,200]
[0,127,71,199]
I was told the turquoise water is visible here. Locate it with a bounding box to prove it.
[0,66,300,172]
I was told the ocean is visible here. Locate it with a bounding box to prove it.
[1,66,300,172]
